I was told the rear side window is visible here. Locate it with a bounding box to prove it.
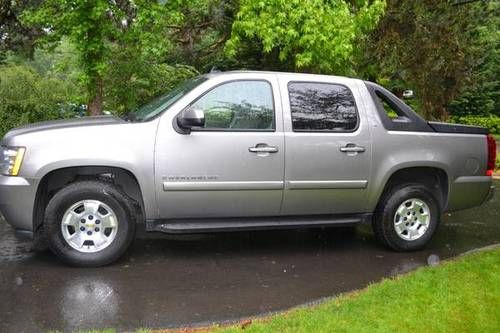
[288,82,358,132]
[375,91,407,120]
[376,93,400,120]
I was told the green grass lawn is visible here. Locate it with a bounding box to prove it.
[206,247,500,333]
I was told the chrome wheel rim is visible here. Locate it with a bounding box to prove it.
[61,200,118,253]
[393,198,430,241]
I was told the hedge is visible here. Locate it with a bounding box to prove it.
[449,116,500,135]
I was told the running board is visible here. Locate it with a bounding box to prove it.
[146,214,372,234]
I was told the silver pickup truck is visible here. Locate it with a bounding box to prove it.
[0,71,496,266]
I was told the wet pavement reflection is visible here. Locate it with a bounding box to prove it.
[0,181,498,332]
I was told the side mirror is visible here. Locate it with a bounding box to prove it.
[177,107,205,130]
[402,90,414,99]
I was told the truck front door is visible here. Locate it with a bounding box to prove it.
[155,74,285,219]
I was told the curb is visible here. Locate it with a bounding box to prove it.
[458,243,500,257]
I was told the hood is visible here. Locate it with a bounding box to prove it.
[2,115,125,141]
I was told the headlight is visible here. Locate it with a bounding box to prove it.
[0,146,26,176]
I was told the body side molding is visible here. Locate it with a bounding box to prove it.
[163,180,284,191]
[286,180,368,190]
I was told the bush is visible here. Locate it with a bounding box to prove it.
[0,64,82,137]
[449,115,500,135]
[103,45,199,114]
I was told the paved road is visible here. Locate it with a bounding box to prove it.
[0,181,499,332]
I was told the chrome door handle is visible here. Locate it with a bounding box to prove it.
[339,144,365,153]
[249,144,279,153]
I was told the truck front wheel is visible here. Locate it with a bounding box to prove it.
[373,184,440,251]
[44,180,136,266]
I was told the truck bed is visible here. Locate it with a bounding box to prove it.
[428,121,489,135]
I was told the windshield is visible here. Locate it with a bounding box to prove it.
[130,76,208,122]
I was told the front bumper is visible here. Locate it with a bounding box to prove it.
[0,175,38,231]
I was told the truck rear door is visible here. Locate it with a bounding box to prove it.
[279,76,372,215]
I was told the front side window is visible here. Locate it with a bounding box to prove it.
[288,82,358,131]
[191,80,274,130]
[132,76,207,122]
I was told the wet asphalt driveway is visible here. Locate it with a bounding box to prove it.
[0,181,499,332]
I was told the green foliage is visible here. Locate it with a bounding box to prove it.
[6,39,84,88]
[165,0,236,72]
[104,61,199,114]
[359,0,493,120]
[22,0,170,114]
[448,1,500,119]
[0,0,44,60]
[226,0,386,74]
[0,64,81,137]
[450,116,500,135]
[20,1,224,115]
[24,0,114,90]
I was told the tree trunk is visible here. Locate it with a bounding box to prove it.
[87,76,104,116]
[438,105,449,121]
[421,100,432,120]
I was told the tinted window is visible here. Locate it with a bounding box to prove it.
[288,82,358,131]
[192,80,274,130]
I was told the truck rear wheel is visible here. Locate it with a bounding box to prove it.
[44,180,136,266]
[373,184,440,251]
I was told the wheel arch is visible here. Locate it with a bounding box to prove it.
[374,166,449,212]
[33,166,146,232]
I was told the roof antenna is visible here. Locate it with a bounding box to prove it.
[210,66,221,73]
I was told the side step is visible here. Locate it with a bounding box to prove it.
[146,214,372,234]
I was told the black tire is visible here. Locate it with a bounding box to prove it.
[372,184,440,251]
[44,180,137,267]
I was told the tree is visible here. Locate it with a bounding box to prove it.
[359,0,492,120]
[23,0,167,115]
[448,0,499,118]
[0,0,44,60]
[225,0,386,74]
[165,0,237,72]
[0,63,81,136]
